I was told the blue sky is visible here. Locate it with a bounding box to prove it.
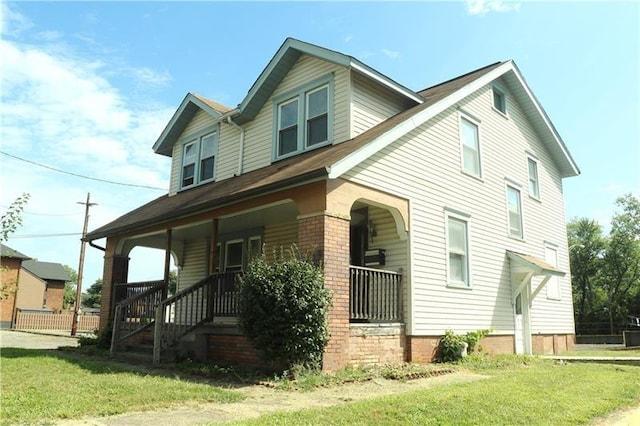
[1,1,638,287]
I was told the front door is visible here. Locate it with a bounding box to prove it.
[514,293,524,354]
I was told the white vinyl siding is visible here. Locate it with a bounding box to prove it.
[367,205,406,273]
[350,73,412,138]
[343,83,574,336]
[262,220,298,261]
[176,239,208,293]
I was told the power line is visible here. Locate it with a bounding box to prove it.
[10,233,82,238]
[1,151,167,191]
[0,205,81,217]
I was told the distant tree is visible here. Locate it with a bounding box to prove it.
[62,265,78,310]
[0,193,30,242]
[168,269,178,295]
[599,194,640,333]
[83,278,103,308]
[568,218,606,333]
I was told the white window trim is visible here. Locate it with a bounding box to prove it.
[457,110,483,180]
[224,239,244,271]
[505,183,525,240]
[445,209,472,289]
[272,74,334,161]
[492,85,508,117]
[179,126,219,190]
[544,243,561,301]
[527,155,541,201]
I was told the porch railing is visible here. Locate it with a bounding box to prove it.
[153,271,242,364]
[350,265,402,322]
[110,281,167,355]
[114,280,165,304]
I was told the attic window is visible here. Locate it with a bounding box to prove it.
[493,87,507,114]
[273,75,333,160]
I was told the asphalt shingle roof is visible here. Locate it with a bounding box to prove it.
[0,243,31,260]
[22,260,71,282]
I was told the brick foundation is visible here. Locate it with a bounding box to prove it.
[205,328,284,371]
[349,324,406,365]
[532,334,575,355]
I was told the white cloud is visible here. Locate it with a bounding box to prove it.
[466,0,521,16]
[0,3,33,36]
[382,48,401,60]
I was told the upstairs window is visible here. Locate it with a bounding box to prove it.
[459,115,482,178]
[545,244,560,300]
[528,157,540,199]
[181,129,218,189]
[274,76,333,160]
[493,86,507,114]
[506,185,523,239]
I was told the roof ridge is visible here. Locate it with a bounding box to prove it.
[418,61,506,95]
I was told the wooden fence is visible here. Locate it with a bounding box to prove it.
[14,311,100,332]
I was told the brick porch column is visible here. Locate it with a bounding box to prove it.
[298,213,350,372]
[98,252,129,330]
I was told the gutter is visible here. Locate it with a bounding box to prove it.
[225,116,245,176]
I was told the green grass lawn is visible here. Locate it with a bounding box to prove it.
[0,348,242,423]
[233,356,640,426]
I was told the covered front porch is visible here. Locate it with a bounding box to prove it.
[97,179,410,369]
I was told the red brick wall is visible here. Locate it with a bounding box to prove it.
[0,257,22,327]
[532,334,574,355]
[207,333,284,371]
[349,326,406,365]
[407,336,440,363]
[298,213,351,372]
[44,281,65,312]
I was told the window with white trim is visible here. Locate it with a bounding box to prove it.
[274,77,332,159]
[180,130,218,189]
[507,185,523,239]
[459,115,482,178]
[447,214,470,287]
[225,240,244,272]
[493,87,507,114]
[545,244,560,300]
[528,157,540,199]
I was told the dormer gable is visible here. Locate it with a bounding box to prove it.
[153,93,233,157]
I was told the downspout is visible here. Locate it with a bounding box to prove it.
[226,116,245,177]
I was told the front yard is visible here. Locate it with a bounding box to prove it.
[1,348,639,425]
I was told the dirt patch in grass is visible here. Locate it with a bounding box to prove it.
[54,371,487,426]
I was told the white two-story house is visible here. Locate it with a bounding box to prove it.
[87,38,579,370]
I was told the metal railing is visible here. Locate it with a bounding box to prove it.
[110,282,167,355]
[350,265,402,322]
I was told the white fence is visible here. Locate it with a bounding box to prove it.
[14,311,99,332]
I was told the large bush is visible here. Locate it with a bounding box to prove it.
[237,246,330,370]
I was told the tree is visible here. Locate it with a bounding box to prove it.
[0,193,30,242]
[599,194,640,333]
[168,269,178,295]
[83,278,103,308]
[567,218,606,333]
[62,265,78,310]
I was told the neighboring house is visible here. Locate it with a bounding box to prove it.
[16,260,71,313]
[86,38,580,370]
[0,244,31,328]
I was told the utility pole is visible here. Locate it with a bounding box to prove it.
[71,193,97,336]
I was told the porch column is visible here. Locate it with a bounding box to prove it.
[298,212,350,372]
[99,250,129,330]
[163,229,172,299]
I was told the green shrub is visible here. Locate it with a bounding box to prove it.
[434,328,493,363]
[237,245,330,371]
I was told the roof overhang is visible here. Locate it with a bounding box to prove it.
[507,250,565,277]
[328,60,580,179]
[234,38,422,125]
[153,93,233,156]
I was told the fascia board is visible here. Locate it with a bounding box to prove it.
[328,62,514,179]
[509,64,580,177]
[351,60,423,104]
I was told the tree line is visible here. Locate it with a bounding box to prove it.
[569,194,640,335]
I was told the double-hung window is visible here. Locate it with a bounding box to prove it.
[545,244,560,300]
[527,157,540,199]
[274,76,332,160]
[459,115,482,178]
[493,86,507,114]
[446,213,471,288]
[506,185,524,239]
[180,128,218,189]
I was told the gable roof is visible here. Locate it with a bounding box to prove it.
[153,93,233,156]
[328,60,580,179]
[87,58,579,241]
[0,243,31,260]
[22,260,71,282]
[235,38,423,125]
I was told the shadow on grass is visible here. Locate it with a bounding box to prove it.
[0,346,268,389]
